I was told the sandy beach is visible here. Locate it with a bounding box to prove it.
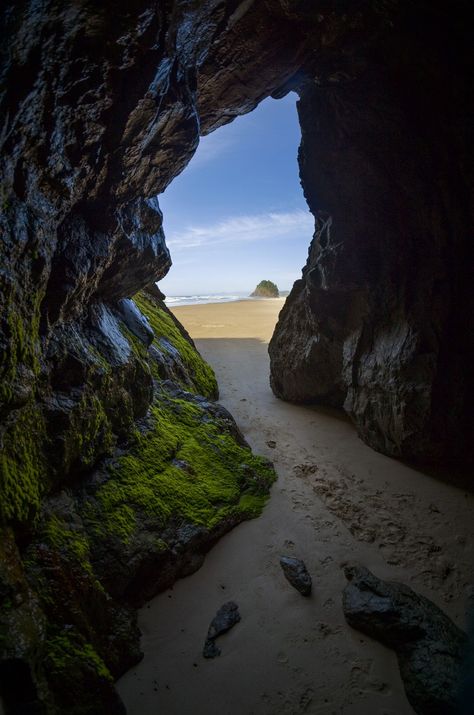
[117,298,474,715]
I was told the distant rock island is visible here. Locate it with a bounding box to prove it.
[251,280,279,298]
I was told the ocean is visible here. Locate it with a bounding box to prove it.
[164,293,250,307]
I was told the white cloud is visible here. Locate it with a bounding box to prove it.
[187,132,235,169]
[166,209,314,251]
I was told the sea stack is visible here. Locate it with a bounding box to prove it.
[251,280,279,298]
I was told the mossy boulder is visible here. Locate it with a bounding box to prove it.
[0,288,275,713]
[251,280,279,298]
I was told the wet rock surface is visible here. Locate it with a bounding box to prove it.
[280,556,312,597]
[0,292,275,713]
[269,23,474,466]
[343,566,468,714]
[203,602,241,659]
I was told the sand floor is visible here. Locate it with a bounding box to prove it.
[117,298,474,715]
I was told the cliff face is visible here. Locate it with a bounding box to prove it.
[1,1,473,711]
[0,286,275,713]
[268,7,473,464]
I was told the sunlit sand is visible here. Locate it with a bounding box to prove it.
[117,298,474,715]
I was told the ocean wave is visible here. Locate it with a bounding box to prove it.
[164,294,247,307]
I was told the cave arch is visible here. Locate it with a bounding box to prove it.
[2,1,471,468]
[1,2,473,713]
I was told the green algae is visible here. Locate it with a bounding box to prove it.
[133,292,218,398]
[85,344,114,374]
[119,322,151,377]
[0,406,47,524]
[94,390,275,543]
[92,501,137,544]
[0,287,47,525]
[67,392,115,472]
[86,292,275,545]
[43,516,95,578]
[0,288,274,542]
[45,629,112,682]
[0,283,275,715]
[0,290,218,529]
[0,290,42,406]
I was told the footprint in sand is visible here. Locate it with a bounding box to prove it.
[293,463,319,478]
[315,622,343,639]
[346,657,392,702]
[299,687,314,712]
[299,462,465,597]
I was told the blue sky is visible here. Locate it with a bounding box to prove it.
[158,92,313,296]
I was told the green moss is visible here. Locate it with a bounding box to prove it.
[77,393,115,469]
[45,629,112,682]
[235,493,269,519]
[0,291,41,406]
[58,390,116,477]
[100,503,136,543]
[86,344,113,374]
[94,389,275,543]
[0,405,47,524]
[153,537,169,551]
[43,516,95,577]
[119,323,149,362]
[6,301,37,369]
[133,292,218,398]
[88,293,274,544]
[0,285,46,524]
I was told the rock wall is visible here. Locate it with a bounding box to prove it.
[1,0,473,711]
[269,4,474,465]
[0,288,275,713]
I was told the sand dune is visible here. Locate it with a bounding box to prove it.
[117,298,474,715]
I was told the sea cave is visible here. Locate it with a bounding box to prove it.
[0,2,473,714]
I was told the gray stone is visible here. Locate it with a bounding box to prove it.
[280,556,312,596]
[342,566,468,714]
[203,602,241,659]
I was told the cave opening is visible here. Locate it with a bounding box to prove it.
[158,92,312,309]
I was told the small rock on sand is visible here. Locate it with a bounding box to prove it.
[203,601,241,658]
[280,556,312,596]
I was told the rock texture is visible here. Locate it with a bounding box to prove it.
[343,566,468,714]
[251,280,279,298]
[279,556,312,596]
[0,291,275,714]
[269,5,474,465]
[202,601,241,659]
[1,0,473,711]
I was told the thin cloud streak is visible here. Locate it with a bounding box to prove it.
[166,209,314,251]
[186,132,235,170]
